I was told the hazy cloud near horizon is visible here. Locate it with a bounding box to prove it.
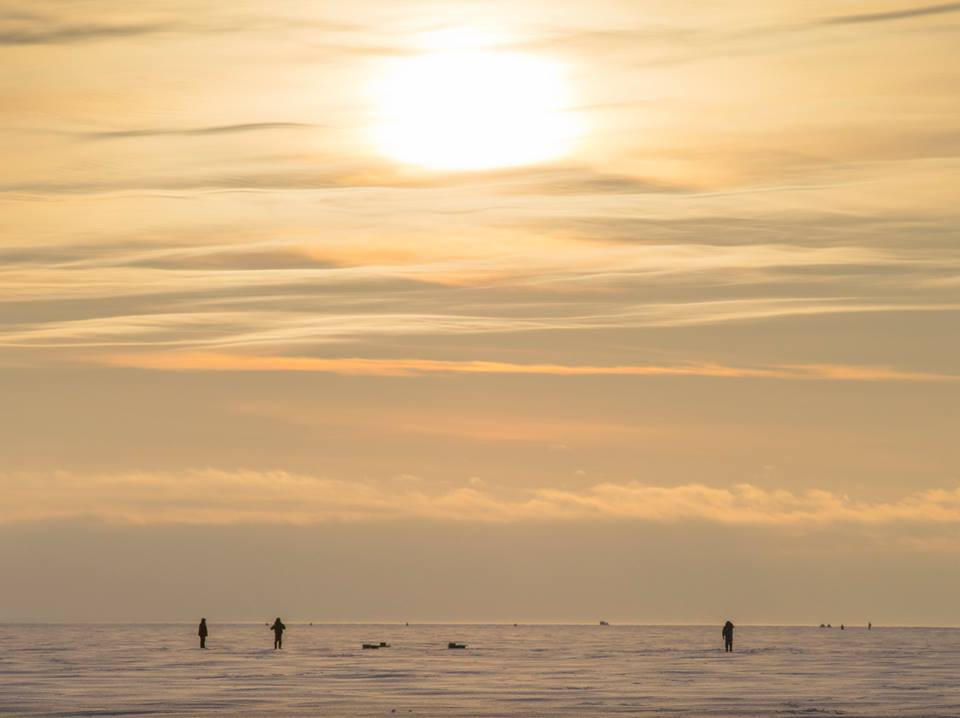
[2,0,958,621]
[6,468,960,531]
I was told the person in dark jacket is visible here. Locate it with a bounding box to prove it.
[270,617,286,649]
[722,620,735,652]
[198,618,208,649]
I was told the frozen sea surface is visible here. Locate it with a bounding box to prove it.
[1,624,959,717]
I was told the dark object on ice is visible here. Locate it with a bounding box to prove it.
[840,624,845,630]
[827,624,832,628]
[722,620,735,652]
[599,620,609,626]
[270,617,286,649]
[819,623,826,628]
[448,642,466,649]
[380,641,389,647]
[198,618,208,649]
[868,622,872,630]
[363,643,380,649]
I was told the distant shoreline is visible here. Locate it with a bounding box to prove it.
[2,621,958,628]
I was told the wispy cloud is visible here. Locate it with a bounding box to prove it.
[0,20,175,46]
[0,163,689,197]
[2,300,956,350]
[0,6,359,46]
[820,2,960,25]
[81,123,319,140]
[100,352,960,383]
[0,237,938,297]
[4,469,960,526]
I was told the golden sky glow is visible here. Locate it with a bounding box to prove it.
[1,0,959,622]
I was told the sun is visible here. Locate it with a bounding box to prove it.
[373,48,578,171]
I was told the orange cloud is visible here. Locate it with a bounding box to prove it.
[101,351,958,382]
[4,469,960,526]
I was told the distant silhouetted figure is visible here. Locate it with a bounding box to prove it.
[722,620,735,652]
[840,624,845,631]
[271,617,286,649]
[868,622,872,630]
[198,618,208,649]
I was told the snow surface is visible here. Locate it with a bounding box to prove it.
[2,623,959,716]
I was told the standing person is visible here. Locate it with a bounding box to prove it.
[198,618,208,649]
[722,620,735,652]
[270,617,286,649]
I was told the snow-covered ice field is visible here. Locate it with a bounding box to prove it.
[2,623,958,716]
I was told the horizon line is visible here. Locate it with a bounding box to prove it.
[1,620,955,628]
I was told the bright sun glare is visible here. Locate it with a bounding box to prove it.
[374,48,578,171]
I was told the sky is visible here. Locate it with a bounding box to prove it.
[1,0,959,623]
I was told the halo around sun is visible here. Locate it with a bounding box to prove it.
[373,49,578,171]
